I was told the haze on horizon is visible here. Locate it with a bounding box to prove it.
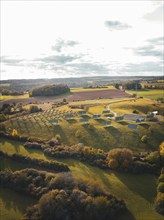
[1,1,163,80]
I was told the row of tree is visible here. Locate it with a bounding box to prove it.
[0,151,69,172]
[115,82,142,90]
[24,139,159,173]
[1,89,24,96]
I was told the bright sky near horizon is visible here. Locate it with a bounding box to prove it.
[1,0,163,80]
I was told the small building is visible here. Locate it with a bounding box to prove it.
[124,114,145,122]
[128,124,137,129]
[93,114,101,118]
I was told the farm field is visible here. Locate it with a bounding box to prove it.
[0,93,29,101]
[70,85,115,92]
[67,89,132,101]
[127,89,164,100]
[0,88,132,105]
[0,138,163,220]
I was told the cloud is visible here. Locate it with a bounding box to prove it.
[51,39,79,52]
[130,36,163,60]
[1,56,24,66]
[36,54,80,64]
[124,62,163,74]
[66,62,109,74]
[147,36,164,45]
[104,20,131,31]
[143,5,163,22]
[134,45,163,58]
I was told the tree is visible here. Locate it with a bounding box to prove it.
[11,129,18,136]
[108,148,133,169]
[115,83,120,89]
[124,82,142,90]
[29,105,40,113]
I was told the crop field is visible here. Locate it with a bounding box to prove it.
[67,89,132,101]
[127,89,164,100]
[0,138,163,220]
[0,88,132,106]
[70,85,115,92]
[0,93,29,101]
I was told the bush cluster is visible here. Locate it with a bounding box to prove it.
[43,144,107,169]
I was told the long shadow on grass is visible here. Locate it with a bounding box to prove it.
[115,172,157,203]
[0,187,36,216]
[104,125,121,137]
[53,124,69,143]
[81,124,108,147]
[55,159,136,220]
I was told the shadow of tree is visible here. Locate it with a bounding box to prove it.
[115,172,157,203]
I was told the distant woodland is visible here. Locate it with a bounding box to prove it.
[30,84,70,97]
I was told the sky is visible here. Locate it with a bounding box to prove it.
[1,0,164,80]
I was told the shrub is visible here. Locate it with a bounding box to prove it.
[141,135,148,143]
[0,114,7,122]
[29,105,41,113]
[145,151,160,166]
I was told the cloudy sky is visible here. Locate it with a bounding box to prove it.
[1,0,163,80]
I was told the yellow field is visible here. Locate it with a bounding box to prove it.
[70,86,115,92]
[0,93,29,101]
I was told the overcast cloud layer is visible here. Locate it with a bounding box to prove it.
[1,1,163,80]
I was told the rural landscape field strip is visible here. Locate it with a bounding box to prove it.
[0,88,132,105]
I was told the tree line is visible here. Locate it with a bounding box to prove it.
[0,151,69,172]
[30,84,70,97]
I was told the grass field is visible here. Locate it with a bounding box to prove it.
[0,93,29,101]
[0,138,163,220]
[110,99,164,115]
[127,89,164,100]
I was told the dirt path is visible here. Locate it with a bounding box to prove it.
[107,104,117,119]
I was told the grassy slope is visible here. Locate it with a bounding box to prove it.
[4,110,164,152]
[110,99,164,115]
[0,138,163,220]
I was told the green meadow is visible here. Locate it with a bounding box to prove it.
[0,138,163,220]
[127,89,164,100]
